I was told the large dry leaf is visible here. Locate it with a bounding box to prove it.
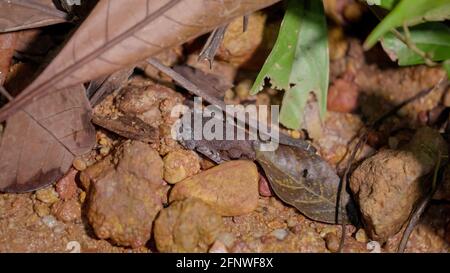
[0,85,95,192]
[0,0,68,32]
[0,0,280,122]
[256,145,357,224]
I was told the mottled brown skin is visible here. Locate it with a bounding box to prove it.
[154,198,223,253]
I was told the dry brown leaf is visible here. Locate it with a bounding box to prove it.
[0,0,280,122]
[0,85,95,192]
[0,0,68,32]
[256,144,357,224]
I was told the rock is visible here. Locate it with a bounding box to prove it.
[271,229,289,241]
[170,160,259,216]
[87,170,163,248]
[116,141,164,186]
[324,232,340,253]
[216,232,236,248]
[51,199,81,223]
[350,127,447,241]
[154,198,223,253]
[327,78,359,113]
[163,149,201,184]
[35,187,59,204]
[355,228,369,243]
[209,240,228,253]
[55,169,78,201]
[72,157,87,171]
[83,141,165,248]
[217,12,267,66]
[79,155,113,191]
[317,112,374,171]
[118,84,183,123]
[259,175,273,197]
[434,166,450,201]
[41,215,58,229]
[33,201,50,217]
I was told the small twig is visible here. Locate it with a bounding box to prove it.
[392,27,437,67]
[397,152,444,253]
[337,133,368,253]
[243,15,249,32]
[198,25,228,68]
[0,86,13,102]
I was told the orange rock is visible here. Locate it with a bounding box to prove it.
[56,169,78,201]
[327,78,359,113]
[170,160,259,216]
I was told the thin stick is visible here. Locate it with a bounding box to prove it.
[337,132,368,252]
[397,152,443,253]
[198,25,228,69]
[0,86,13,101]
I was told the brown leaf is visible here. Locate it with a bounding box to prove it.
[87,67,134,106]
[0,0,68,33]
[256,145,356,224]
[0,0,280,122]
[0,85,95,192]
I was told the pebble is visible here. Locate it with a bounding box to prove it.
[259,175,272,197]
[271,229,289,241]
[216,232,236,248]
[290,130,301,139]
[51,199,81,223]
[209,240,228,253]
[33,202,50,217]
[355,229,369,243]
[72,157,87,171]
[55,169,78,201]
[154,198,223,253]
[286,217,297,228]
[170,160,259,216]
[324,232,340,253]
[79,191,86,203]
[35,187,59,204]
[41,215,58,228]
[163,149,201,184]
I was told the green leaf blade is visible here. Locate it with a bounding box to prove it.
[251,0,329,130]
[250,1,302,94]
[381,23,450,65]
[365,0,450,49]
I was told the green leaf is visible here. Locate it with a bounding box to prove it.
[365,0,399,10]
[381,23,450,65]
[251,0,329,130]
[443,60,450,78]
[365,0,450,49]
[250,0,301,93]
